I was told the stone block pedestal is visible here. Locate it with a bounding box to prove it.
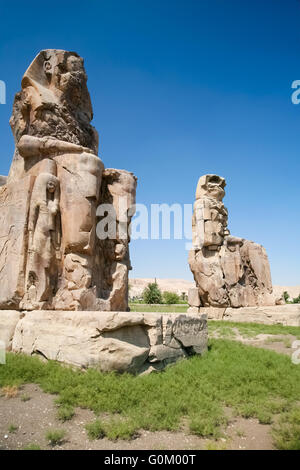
[0,310,207,374]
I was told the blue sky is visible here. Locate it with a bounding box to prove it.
[0,0,299,285]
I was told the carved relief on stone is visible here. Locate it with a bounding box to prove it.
[189,174,275,309]
[21,172,61,309]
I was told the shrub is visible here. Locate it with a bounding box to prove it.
[163,291,180,305]
[283,291,290,303]
[292,294,300,304]
[142,283,162,304]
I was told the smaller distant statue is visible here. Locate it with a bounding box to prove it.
[22,173,61,308]
[188,174,275,309]
[192,174,229,250]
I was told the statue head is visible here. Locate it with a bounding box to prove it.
[20,49,93,117]
[31,173,60,207]
[47,179,56,194]
[195,174,226,201]
[10,49,98,154]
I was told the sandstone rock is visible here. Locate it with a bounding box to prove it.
[187,307,200,314]
[148,344,187,363]
[10,310,207,373]
[0,49,136,312]
[0,311,23,350]
[188,287,200,307]
[189,174,275,308]
[0,176,7,186]
[0,176,34,309]
[199,307,226,320]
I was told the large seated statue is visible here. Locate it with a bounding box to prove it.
[0,49,136,311]
[188,174,275,309]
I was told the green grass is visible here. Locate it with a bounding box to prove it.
[23,443,41,450]
[45,429,66,446]
[129,303,188,313]
[85,417,136,440]
[20,393,31,402]
[85,419,106,440]
[272,408,300,450]
[1,338,300,448]
[103,417,137,440]
[8,424,18,433]
[57,405,75,422]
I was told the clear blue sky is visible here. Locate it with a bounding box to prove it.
[0,0,299,285]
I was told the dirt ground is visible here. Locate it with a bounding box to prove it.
[0,384,274,451]
[211,330,298,357]
[0,334,296,451]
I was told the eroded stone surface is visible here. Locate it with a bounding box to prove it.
[0,49,136,312]
[0,311,23,350]
[10,311,207,373]
[189,174,275,308]
[0,177,34,309]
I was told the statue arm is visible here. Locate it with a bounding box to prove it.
[17,135,94,158]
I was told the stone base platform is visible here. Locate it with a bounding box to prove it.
[0,311,207,374]
[195,304,300,327]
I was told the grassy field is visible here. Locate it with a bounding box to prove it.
[129,303,188,313]
[1,334,300,449]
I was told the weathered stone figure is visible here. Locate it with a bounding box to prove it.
[22,173,61,308]
[188,174,275,309]
[0,49,136,311]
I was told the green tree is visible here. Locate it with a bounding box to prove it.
[283,291,290,303]
[143,283,163,304]
[292,294,300,304]
[163,291,180,305]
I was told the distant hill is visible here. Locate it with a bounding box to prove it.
[129,278,300,301]
[129,278,194,298]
